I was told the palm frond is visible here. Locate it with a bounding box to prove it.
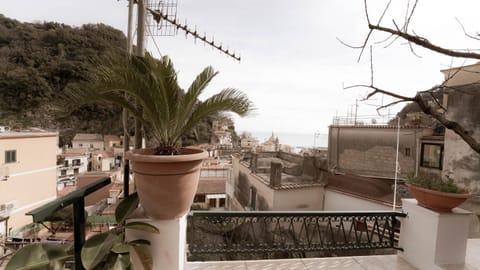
[66,52,253,150]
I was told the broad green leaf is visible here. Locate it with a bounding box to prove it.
[131,244,153,270]
[112,243,130,254]
[112,253,132,270]
[125,221,160,234]
[81,232,117,269]
[6,243,71,270]
[115,192,139,224]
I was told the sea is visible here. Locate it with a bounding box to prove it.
[246,131,328,149]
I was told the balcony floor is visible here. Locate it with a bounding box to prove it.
[186,255,414,270]
[186,239,480,270]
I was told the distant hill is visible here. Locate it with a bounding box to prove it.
[0,15,223,146]
[0,14,126,137]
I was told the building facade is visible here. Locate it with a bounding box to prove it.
[440,63,480,228]
[0,131,58,235]
[72,133,104,150]
[328,125,438,179]
[229,152,326,211]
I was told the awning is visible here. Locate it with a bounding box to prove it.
[206,194,226,199]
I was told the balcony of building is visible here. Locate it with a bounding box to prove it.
[1,175,478,270]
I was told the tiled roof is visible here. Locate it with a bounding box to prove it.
[254,173,324,190]
[77,174,112,206]
[73,133,103,141]
[196,179,226,194]
[104,135,121,142]
[93,150,114,158]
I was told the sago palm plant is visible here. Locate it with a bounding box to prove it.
[71,52,253,155]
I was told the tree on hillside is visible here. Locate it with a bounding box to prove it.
[0,15,128,138]
[348,0,480,154]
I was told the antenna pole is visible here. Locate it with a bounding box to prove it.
[136,0,146,57]
[122,0,135,197]
[393,117,400,211]
[134,0,146,149]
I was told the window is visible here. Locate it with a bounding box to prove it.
[219,198,226,207]
[420,143,443,169]
[72,159,81,166]
[194,194,205,203]
[79,143,83,147]
[61,170,67,176]
[64,160,69,167]
[5,150,16,163]
[74,168,79,174]
[209,198,217,208]
[405,147,411,157]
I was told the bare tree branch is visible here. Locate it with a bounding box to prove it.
[336,37,364,49]
[455,18,480,41]
[368,23,480,59]
[412,91,480,153]
[355,1,480,154]
[356,83,480,154]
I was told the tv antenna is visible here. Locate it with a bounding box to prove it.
[131,0,240,61]
[122,0,241,151]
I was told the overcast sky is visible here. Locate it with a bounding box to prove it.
[2,0,480,134]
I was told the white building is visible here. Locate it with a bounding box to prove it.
[0,130,58,235]
[72,133,104,150]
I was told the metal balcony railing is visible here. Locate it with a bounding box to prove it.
[187,210,406,260]
[25,177,111,270]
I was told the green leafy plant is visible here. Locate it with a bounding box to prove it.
[406,174,461,194]
[6,192,158,270]
[68,52,253,155]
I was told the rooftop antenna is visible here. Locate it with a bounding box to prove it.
[146,4,241,61]
[145,0,178,37]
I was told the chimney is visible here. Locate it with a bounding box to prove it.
[250,153,258,173]
[302,156,318,181]
[270,161,282,188]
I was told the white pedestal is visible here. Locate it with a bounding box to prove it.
[399,199,471,270]
[126,208,187,270]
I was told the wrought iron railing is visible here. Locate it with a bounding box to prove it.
[187,210,406,260]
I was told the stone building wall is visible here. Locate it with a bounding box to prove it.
[442,85,480,223]
[329,126,426,178]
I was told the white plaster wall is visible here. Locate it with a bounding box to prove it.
[101,157,115,171]
[324,189,394,211]
[273,187,324,211]
[0,134,58,232]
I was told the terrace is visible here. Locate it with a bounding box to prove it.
[1,174,477,270]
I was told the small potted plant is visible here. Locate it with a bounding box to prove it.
[70,52,253,219]
[406,174,472,212]
[6,192,158,270]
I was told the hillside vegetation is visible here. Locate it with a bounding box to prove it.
[0,15,221,146]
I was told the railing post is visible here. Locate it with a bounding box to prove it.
[73,198,86,270]
[26,177,111,269]
[123,161,130,197]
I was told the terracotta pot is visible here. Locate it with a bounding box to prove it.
[126,147,208,220]
[406,183,472,212]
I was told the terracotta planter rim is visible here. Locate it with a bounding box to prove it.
[126,146,208,163]
[406,183,472,198]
